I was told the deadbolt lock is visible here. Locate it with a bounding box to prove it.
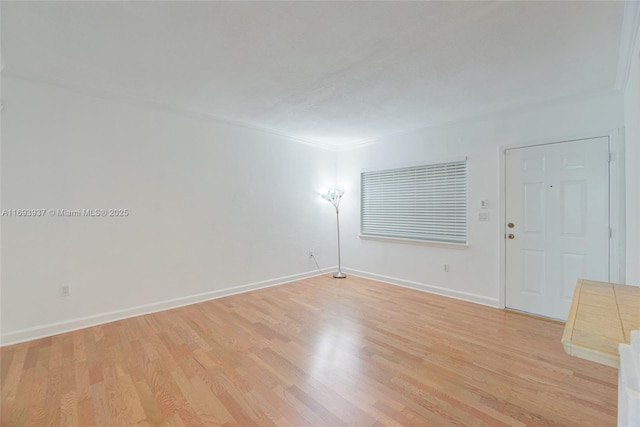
[507,222,514,228]
[508,233,515,239]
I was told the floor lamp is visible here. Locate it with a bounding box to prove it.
[321,187,346,279]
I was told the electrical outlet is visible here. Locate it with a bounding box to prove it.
[443,264,450,272]
[61,285,70,297]
[309,250,314,258]
[478,212,490,221]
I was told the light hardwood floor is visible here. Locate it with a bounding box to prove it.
[1,275,617,426]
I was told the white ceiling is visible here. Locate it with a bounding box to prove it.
[1,1,628,150]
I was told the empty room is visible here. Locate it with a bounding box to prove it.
[1,1,639,426]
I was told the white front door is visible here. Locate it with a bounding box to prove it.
[505,137,610,320]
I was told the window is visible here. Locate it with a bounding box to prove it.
[361,159,467,244]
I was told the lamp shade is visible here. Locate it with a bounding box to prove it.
[320,187,344,209]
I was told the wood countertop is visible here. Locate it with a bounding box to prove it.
[561,279,640,368]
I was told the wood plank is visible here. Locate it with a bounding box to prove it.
[1,275,617,425]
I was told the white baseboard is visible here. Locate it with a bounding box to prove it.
[0,268,334,347]
[342,268,500,308]
[1,267,497,346]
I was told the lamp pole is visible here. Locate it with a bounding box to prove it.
[333,202,346,278]
[321,187,346,279]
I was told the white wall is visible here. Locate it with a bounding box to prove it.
[2,41,635,345]
[624,23,640,285]
[0,75,337,344]
[337,93,624,306]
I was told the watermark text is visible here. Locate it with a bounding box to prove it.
[2,208,130,218]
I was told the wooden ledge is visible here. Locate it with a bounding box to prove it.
[562,279,640,368]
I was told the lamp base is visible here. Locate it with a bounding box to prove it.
[333,271,347,279]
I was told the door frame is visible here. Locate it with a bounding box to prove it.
[498,129,626,310]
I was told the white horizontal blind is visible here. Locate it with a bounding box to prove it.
[361,160,467,244]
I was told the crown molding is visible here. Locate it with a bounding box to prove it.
[2,66,624,154]
[2,67,341,152]
[338,88,622,152]
[615,0,640,91]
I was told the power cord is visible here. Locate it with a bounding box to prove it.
[310,252,335,278]
[310,253,322,273]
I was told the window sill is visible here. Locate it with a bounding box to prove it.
[359,234,469,249]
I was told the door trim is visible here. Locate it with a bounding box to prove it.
[498,130,626,310]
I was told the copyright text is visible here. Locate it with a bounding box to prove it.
[1,208,130,218]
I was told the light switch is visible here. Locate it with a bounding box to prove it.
[478,212,490,221]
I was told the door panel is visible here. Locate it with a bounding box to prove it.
[505,137,610,320]
[523,182,545,233]
[522,250,545,295]
[560,253,585,299]
[561,180,586,235]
